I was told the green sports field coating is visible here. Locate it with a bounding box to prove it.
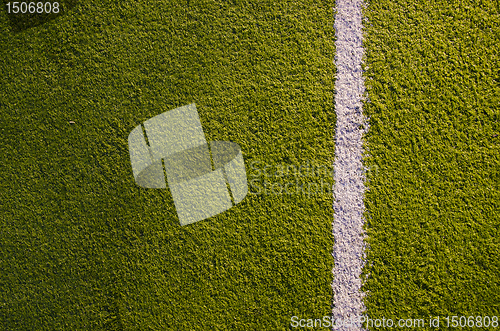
[2,0,499,329]
[0,1,335,329]
[363,0,499,327]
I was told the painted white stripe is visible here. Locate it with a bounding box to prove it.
[332,0,368,329]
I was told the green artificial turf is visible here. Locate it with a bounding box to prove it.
[0,1,336,330]
[362,0,500,328]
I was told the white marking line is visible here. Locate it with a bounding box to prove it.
[332,0,367,329]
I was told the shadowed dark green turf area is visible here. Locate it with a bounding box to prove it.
[363,0,500,327]
[0,1,335,329]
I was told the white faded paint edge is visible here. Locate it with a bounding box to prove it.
[332,0,368,329]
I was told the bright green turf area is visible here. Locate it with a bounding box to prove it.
[0,1,336,329]
[362,0,500,327]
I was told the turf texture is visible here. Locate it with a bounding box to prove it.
[0,1,336,329]
[362,0,500,327]
[2,0,498,330]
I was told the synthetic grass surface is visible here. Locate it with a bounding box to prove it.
[362,0,500,327]
[0,1,336,329]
